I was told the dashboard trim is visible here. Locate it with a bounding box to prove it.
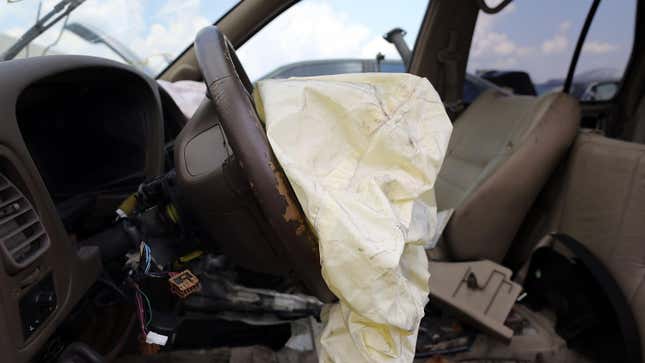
[0,55,165,362]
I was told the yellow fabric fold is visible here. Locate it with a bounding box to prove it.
[254,73,452,363]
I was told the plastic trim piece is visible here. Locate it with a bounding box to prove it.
[428,260,522,342]
[0,172,49,273]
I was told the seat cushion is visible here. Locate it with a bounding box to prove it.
[436,90,579,262]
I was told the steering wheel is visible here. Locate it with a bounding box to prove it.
[186,26,334,302]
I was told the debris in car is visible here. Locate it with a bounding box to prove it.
[415,305,477,358]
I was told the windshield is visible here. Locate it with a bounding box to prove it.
[0,0,239,76]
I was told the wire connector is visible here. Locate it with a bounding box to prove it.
[168,270,200,298]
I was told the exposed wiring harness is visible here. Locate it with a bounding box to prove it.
[138,241,169,279]
[141,242,152,275]
[113,177,188,341]
[130,281,153,336]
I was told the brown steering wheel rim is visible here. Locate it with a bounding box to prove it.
[193,26,334,302]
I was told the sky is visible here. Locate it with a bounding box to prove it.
[0,0,238,74]
[467,0,636,82]
[0,0,636,83]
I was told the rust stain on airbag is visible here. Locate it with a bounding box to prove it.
[269,161,306,236]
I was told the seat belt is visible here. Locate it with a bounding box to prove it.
[438,31,464,120]
[524,233,642,363]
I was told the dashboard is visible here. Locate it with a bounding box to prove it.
[0,56,165,362]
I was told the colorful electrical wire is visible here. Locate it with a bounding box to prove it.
[131,279,153,337]
[137,287,153,327]
[134,290,147,337]
[132,242,161,336]
[141,242,152,274]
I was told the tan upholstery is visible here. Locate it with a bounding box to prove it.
[510,132,645,360]
[436,90,580,262]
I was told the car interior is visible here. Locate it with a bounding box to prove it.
[0,0,643,362]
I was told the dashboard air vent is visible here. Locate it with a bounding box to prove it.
[0,173,49,272]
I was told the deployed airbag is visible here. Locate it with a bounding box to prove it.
[254,73,452,362]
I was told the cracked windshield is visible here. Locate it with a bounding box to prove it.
[0,0,239,76]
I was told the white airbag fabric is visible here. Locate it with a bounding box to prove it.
[253,73,452,362]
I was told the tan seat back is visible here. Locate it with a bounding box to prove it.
[511,132,645,361]
[436,90,580,262]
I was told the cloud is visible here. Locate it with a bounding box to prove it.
[236,0,400,81]
[1,0,626,85]
[583,41,618,54]
[0,1,37,27]
[43,0,147,39]
[470,5,533,63]
[157,0,202,17]
[69,0,210,72]
[0,0,220,74]
[360,37,400,60]
[541,34,567,54]
[541,21,570,54]
[5,27,23,38]
[0,0,141,62]
[132,6,211,72]
[3,0,400,78]
[467,10,580,82]
[493,57,518,68]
